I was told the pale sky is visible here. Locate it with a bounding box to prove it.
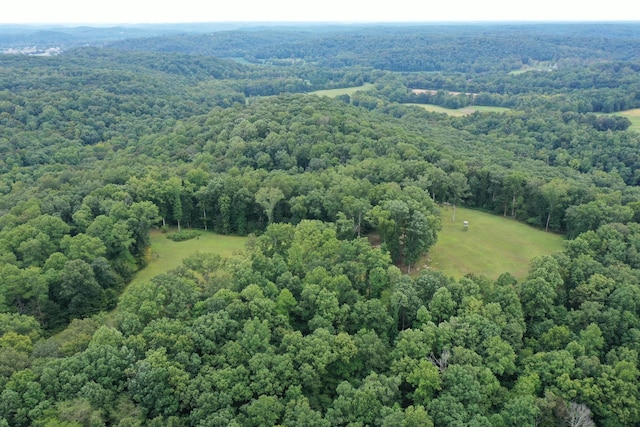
[1,0,638,24]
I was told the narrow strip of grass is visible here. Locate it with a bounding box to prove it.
[130,228,247,285]
[423,206,564,282]
[405,103,511,116]
[309,83,375,97]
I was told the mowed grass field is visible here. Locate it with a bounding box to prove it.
[424,206,565,282]
[129,228,247,285]
[132,207,563,286]
[405,103,511,116]
[309,83,375,97]
[616,108,640,133]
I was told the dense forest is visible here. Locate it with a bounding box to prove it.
[1,22,640,426]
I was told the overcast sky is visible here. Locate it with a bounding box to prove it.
[1,0,638,24]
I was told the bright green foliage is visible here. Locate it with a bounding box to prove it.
[241,395,284,427]
[2,199,640,427]
[128,348,189,419]
[60,234,107,264]
[429,287,456,323]
[500,395,541,427]
[407,359,442,403]
[326,373,401,426]
[255,187,285,225]
[282,391,330,427]
[368,186,440,269]
[119,274,199,327]
[0,369,47,427]
[483,336,516,376]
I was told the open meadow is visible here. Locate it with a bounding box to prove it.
[508,61,556,74]
[423,206,565,282]
[405,103,511,116]
[309,83,375,97]
[129,229,247,285]
[617,108,640,132]
[134,208,563,286]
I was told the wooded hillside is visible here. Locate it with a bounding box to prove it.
[1,23,640,426]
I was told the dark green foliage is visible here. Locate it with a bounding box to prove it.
[2,217,640,426]
[108,23,640,73]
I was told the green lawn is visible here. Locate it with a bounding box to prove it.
[309,83,375,97]
[423,206,564,282]
[130,229,247,285]
[405,103,511,116]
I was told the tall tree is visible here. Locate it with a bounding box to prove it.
[168,177,183,232]
[447,172,469,222]
[540,178,569,232]
[255,187,285,225]
[503,171,527,219]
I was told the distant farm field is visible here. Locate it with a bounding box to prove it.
[616,108,640,132]
[508,64,556,75]
[405,103,511,116]
[423,206,564,282]
[309,83,375,97]
[130,229,247,285]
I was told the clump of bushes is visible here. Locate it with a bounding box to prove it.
[166,230,201,242]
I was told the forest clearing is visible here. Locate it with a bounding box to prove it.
[425,206,565,281]
[309,82,375,97]
[129,229,247,285]
[617,108,640,132]
[406,103,511,116]
[135,206,563,286]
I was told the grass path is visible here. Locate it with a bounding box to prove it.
[423,206,564,281]
[129,229,247,285]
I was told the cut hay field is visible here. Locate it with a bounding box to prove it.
[309,83,375,97]
[405,103,511,116]
[129,229,247,285]
[423,206,565,282]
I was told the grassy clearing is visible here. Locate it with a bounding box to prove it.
[405,103,511,116]
[130,228,247,285]
[309,83,375,97]
[69,229,247,337]
[423,206,564,282]
[615,108,640,133]
[508,62,556,75]
[132,207,563,286]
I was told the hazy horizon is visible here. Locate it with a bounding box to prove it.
[2,0,639,25]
